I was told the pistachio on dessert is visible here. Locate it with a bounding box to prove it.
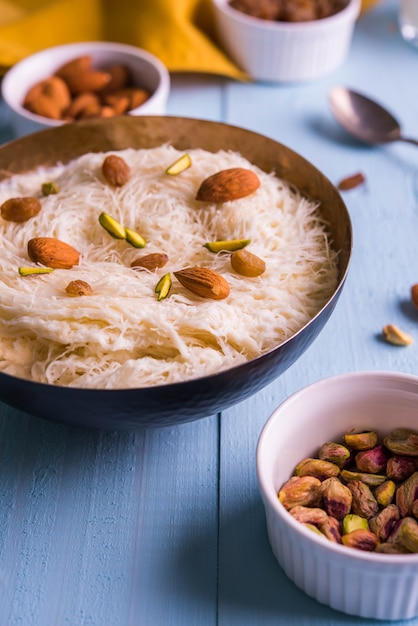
[41,182,59,196]
[155,272,172,301]
[18,266,54,276]
[125,227,146,248]
[204,238,250,253]
[98,212,126,239]
[165,153,192,175]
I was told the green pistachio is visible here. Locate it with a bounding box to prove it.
[155,272,172,301]
[125,227,146,248]
[278,475,321,510]
[344,431,378,450]
[98,212,126,239]
[295,458,340,481]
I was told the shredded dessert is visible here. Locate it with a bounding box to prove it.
[0,145,339,388]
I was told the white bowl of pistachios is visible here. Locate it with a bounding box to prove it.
[256,370,418,621]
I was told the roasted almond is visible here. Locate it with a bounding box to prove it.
[174,266,230,300]
[102,154,131,187]
[231,248,266,277]
[196,168,260,203]
[337,172,366,191]
[65,279,93,296]
[131,253,168,271]
[1,197,41,222]
[28,237,80,269]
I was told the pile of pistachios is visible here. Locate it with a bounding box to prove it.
[278,428,418,553]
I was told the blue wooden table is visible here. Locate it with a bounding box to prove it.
[1,1,418,623]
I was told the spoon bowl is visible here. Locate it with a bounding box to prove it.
[329,86,418,147]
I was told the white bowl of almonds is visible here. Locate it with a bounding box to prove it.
[256,370,418,621]
[1,41,170,137]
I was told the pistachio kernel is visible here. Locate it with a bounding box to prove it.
[204,239,250,253]
[155,272,172,301]
[341,529,379,551]
[98,212,126,239]
[165,153,192,175]
[18,266,54,276]
[41,181,59,196]
[125,227,146,248]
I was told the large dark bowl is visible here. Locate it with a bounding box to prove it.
[0,116,352,430]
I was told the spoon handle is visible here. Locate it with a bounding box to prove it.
[401,136,418,147]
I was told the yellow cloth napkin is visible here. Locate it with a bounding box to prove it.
[0,0,247,79]
[0,0,379,80]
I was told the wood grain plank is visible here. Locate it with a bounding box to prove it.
[0,410,219,626]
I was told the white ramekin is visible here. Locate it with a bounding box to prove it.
[256,370,418,620]
[1,41,170,137]
[211,0,361,82]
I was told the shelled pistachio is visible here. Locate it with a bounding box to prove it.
[277,427,418,554]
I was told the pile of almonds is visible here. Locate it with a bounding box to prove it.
[0,152,267,300]
[23,55,150,122]
[279,428,418,553]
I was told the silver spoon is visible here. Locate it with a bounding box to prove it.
[329,86,418,147]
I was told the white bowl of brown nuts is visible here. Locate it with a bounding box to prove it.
[1,41,170,137]
[256,370,418,620]
[211,0,361,82]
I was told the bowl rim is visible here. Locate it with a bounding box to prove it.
[211,0,362,32]
[256,369,418,565]
[1,40,170,126]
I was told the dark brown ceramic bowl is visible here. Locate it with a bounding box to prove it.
[0,116,352,430]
